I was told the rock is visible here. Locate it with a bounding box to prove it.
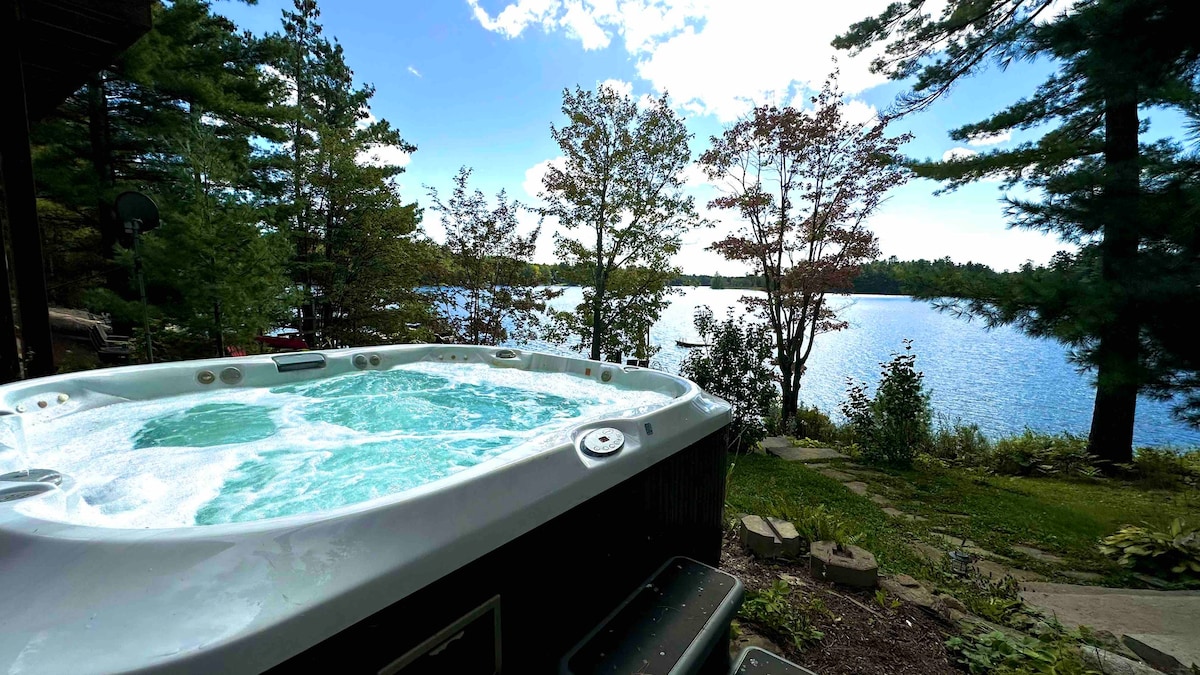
[767,516,803,557]
[818,468,857,482]
[843,481,870,496]
[868,493,892,507]
[1012,544,1065,565]
[1123,634,1196,673]
[740,515,782,558]
[760,436,792,451]
[1079,646,1164,675]
[771,446,848,462]
[935,594,968,613]
[809,541,878,588]
[880,575,936,609]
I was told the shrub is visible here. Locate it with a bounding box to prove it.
[793,405,843,444]
[739,580,827,650]
[946,629,1093,675]
[992,431,1100,478]
[930,416,993,467]
[1099,518,1200,581]
[840,340,932,467]
[1125,447,1200,490]
[680,306,778,453]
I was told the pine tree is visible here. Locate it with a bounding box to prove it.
[276,0,431,347]
[31,0,292,357]
[837,0,1200,463]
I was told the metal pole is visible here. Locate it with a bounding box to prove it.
[131,219,152,363]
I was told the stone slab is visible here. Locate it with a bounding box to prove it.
[1124,633,1198,671]
[868,493,892,507]
[817,468,857,482]
[1012,544,1065,565]
[973,558,1046,583]
[767,445,848,462]
[843,481,869,496]
[1061,570,1106,583]
[882,507,927,522]
[1021,583,1200,671]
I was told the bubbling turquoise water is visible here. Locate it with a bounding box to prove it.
[19,363,673,528]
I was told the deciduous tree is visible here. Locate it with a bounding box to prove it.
[540,84,706,362]
[699,74,910,430]
[427,167,559,345]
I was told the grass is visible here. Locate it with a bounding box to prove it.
[725,453,930,578]
[726,452,1200,584]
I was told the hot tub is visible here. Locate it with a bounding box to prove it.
[0,345,730,674]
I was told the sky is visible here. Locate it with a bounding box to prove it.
[218,0,1078,275]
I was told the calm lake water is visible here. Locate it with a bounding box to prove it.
[519,286,1200,448]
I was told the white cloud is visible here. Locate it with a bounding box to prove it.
[942,147,977,162]
[967,130,1011,146]
[842,99,879,127]
[357,143,412,169]
[522,156,566,200]
[407,65,422,78]
[465,0,891,121]
[599,78,633,97]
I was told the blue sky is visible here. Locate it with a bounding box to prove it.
[219,0,1085,275]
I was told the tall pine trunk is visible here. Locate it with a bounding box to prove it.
[1088,88,1140,467]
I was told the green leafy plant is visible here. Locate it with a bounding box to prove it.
[1123,447,1200,490]
[841,340,932,467]
[930,416,993,467]
[774,503,859,547]
[681,306,778,453]
[739,580,827,651]
[792,405,845,445]
[946,629,1096,675]
[992,431,1100,478]
[1099,518,1200,581]
[873,588,901,611]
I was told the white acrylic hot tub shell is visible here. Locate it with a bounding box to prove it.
[0,345,730,674]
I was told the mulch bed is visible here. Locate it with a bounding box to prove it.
[721,531,961,675]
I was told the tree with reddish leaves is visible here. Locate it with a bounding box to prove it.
[699,74,911,431]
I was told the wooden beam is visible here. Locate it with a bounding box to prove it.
[1,0,55,378]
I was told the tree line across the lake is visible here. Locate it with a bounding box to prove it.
[21,0,1200,466]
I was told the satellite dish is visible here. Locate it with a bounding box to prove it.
[115,191,160,233]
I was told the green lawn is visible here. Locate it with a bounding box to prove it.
[725,453,1200,583]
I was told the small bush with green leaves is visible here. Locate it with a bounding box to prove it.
[1099,518,1200,581]
[792,405,845,444]
[1124,447,1200,490]
[739,580,827,651]
[992,430,1100,478]
[930,416,993,467]
[841,340,932,467]
[946,629,1095,675]
[680,306,778,453]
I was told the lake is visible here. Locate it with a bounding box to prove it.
[518,286,1200,448]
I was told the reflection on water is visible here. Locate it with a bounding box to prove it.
[518,287,1200,447]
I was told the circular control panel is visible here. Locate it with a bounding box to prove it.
[581,427,625,457]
